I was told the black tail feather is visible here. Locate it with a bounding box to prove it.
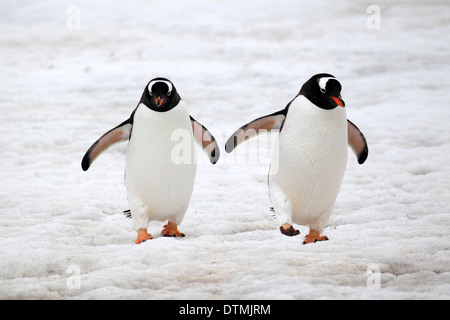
[269,207,277,219]
[123,209,132,219]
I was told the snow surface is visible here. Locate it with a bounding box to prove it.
[1,0,449,300]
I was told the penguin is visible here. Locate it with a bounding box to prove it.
[225,73,368,244]
[82,77,220,244]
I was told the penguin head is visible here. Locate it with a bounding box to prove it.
[299,73,345,110]
[140,77,181,112]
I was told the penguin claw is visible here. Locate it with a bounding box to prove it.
[135,229,153,244]
[163,232,185,238]
[161,222,185,238]
[279,224,300,237]
[302,233,329,245]
[164,233,184,238]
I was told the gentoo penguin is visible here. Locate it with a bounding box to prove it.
[225,73,368,244]
[82,77,220,244]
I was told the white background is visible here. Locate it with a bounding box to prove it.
[0,0,449,299]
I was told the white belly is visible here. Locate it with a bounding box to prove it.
[269,96,348,225]
[125,102,197,222]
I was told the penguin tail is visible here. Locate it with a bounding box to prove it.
[269,207,277,219]
[123,209,132,219]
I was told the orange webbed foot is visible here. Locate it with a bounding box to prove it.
[279,223,300,237]
[303,229,328,245]
[135,229,153,244]
[161,222,185,237]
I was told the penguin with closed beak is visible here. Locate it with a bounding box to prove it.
[225,73,368,244]
[82,77,220,244]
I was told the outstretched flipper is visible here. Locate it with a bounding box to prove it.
[225,109,286,153]
[190,116,220,164]
[347,120,368,164]
[81,119,133,171]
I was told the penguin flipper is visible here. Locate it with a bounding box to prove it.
[347,119,368,164]
[81,119,132,171]
[190,116,220,164]
[225,110,286,153]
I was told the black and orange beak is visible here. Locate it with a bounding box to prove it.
[154,96,165,107]
[331,95,345,107]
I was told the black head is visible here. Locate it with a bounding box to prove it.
[139,77,181,112]
[299,73,345,110]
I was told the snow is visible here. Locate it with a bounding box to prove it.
[1,0,449,300]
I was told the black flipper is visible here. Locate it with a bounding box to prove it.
[347,119,368,164]
[190,116,220,164]
[225,109,286,153]
[81,119,132,171]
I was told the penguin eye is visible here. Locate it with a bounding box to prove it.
[148,87,153,96]
[167,90,172,96]
[320,88,326,93]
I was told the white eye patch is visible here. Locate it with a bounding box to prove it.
[318,77,337,93]
[148,80,173,95]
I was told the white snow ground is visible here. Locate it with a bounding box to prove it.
[0,0,449,300]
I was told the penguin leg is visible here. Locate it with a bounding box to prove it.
[128,194,153,244]
[135,229,153,244]
[280,223,300,236]
[161,221,185,237]
[303,206,333,244]
[269,179,300,237]
[303,229,328,245]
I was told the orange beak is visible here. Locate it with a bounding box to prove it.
[331,95,345,107]
[154,97,165,107]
